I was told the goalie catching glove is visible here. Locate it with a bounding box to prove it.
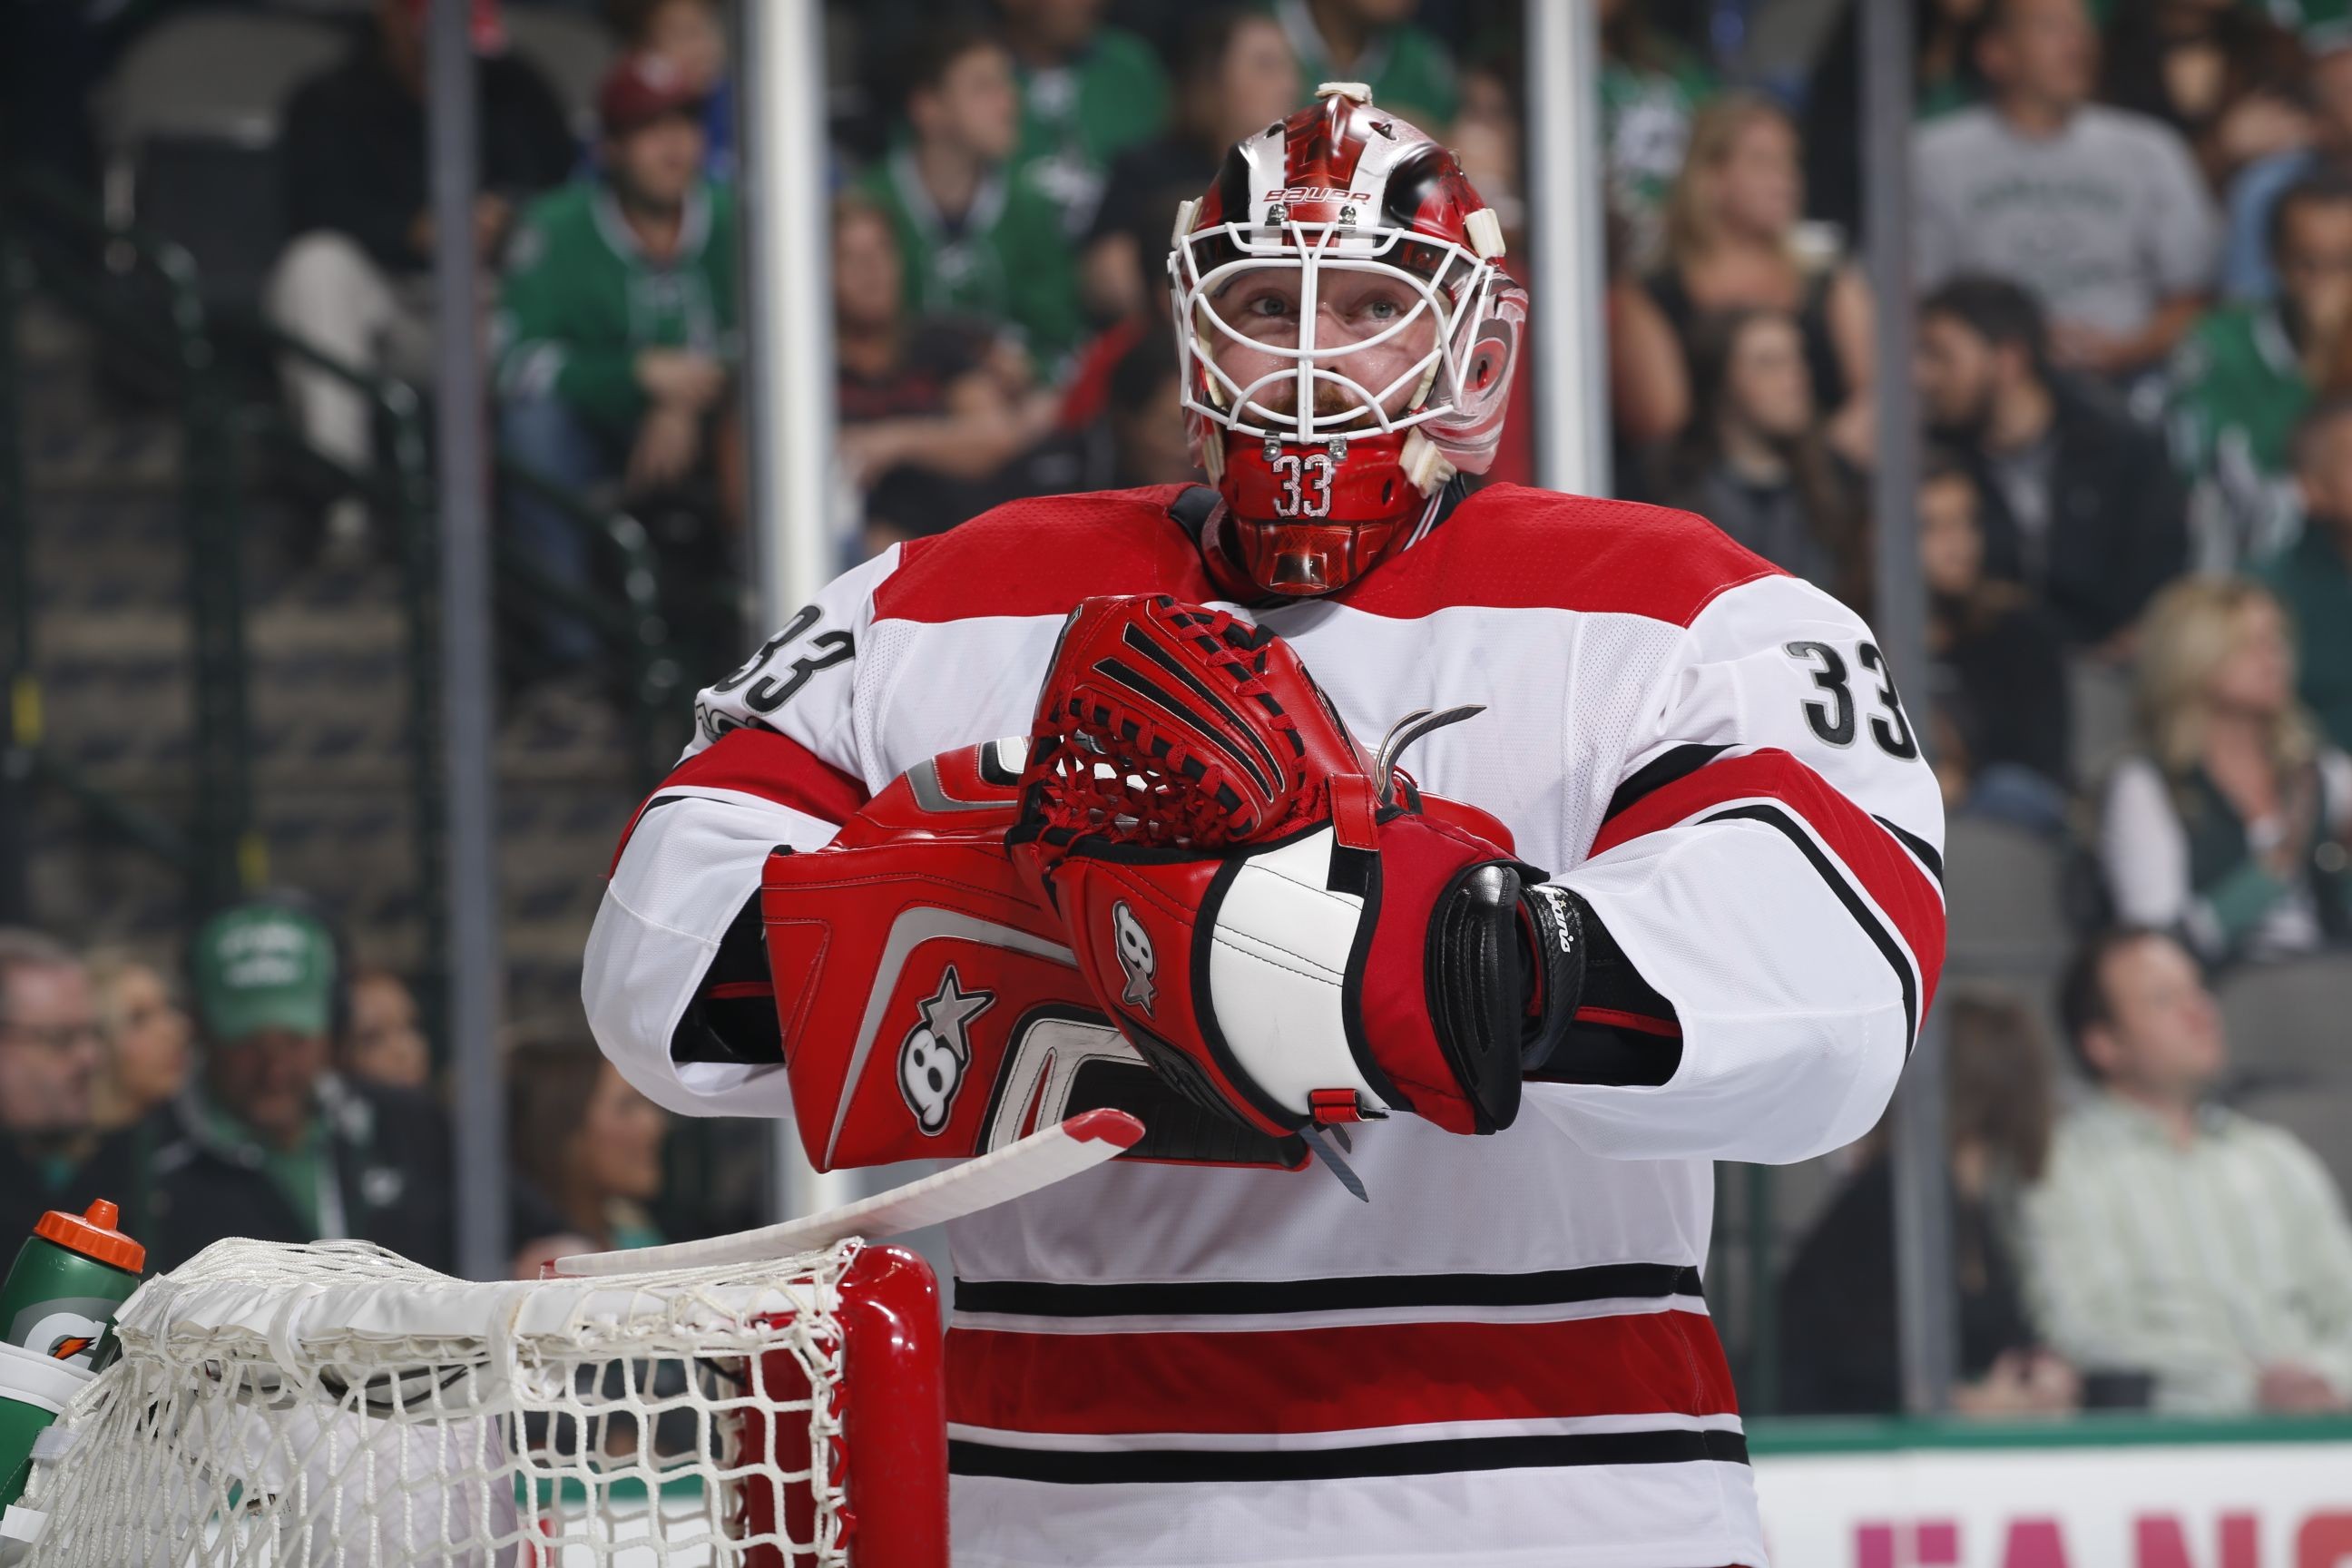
[1009,594,1587,1139]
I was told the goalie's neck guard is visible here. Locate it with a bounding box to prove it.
[1172,82,1526,599]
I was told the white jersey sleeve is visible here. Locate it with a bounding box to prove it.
[1531,573,1947,1165]
[582,546,901,1120]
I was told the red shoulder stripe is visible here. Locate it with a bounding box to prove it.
[606,728,871,874]
[1335,485,1783,626]
[1589,748,1945,1028]
[947,1310,1736,1437]
[873,486,1222,625]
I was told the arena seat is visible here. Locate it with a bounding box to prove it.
[2215,957,2352,1083]
[93,9,349,310]
[1943,817,2072,979]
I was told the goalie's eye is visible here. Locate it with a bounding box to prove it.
[1343,278,1420,325]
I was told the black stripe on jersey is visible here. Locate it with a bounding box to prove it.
[953,1261,1703,1318]
[1603,743,1733,823]
[949,1427,1749,1485]
[1874,813,1944,884]
[1703,802,1918,1053]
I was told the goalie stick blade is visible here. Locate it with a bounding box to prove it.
[548,1110,1145,1278]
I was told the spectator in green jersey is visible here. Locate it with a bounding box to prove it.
[495,53,738,670]
[2173,171,2352,568]
[148,899,453,1274]
[860,26,1084,366]
[2262,396,2352,751]
[1000,0,1171,240]
[1600,0,1718,270]
[1268,0,1456,131]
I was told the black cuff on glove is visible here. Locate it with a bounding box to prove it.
[1429,877,1686,1096]
[1422,863,1603,1132]
[1424,863,1543,1134]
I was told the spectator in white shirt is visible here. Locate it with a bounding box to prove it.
[1914,0,2220,381]
[2024,927,2352,1413]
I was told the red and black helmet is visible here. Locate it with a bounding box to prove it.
[1171,83,1526,599]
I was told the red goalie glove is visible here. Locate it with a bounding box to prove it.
[1010,595,1587,1141]
[759,742,1308,1173]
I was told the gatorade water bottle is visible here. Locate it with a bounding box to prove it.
[0,1200,144,1508]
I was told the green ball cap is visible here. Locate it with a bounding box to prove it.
[191,904,337,1044]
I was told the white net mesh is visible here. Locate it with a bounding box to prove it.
[18,1236,880,1567]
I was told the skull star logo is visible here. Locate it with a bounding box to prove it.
[897,966,995,1134]
[1111,901,1156,1014]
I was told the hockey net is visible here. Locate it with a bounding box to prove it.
[14,1234,946,1567]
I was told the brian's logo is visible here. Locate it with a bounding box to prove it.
[1112,901,1157,1014]
[898,966,994,1134]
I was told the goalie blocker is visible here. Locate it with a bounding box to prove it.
[756,742,1316,1173]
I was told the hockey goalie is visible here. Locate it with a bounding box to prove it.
[583,83,1944,1568]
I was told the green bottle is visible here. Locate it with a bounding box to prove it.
[0,1200,145,1509]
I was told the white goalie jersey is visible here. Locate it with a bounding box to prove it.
[583,482,1946,1568]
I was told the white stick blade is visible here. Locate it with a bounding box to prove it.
[550,1110,1143,1278]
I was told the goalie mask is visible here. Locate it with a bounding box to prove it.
[1171,82,1526,599]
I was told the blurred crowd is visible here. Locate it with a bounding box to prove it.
[10,0,2352,1419]
[0,905,705,1283]
[1680,0,2352,1422]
